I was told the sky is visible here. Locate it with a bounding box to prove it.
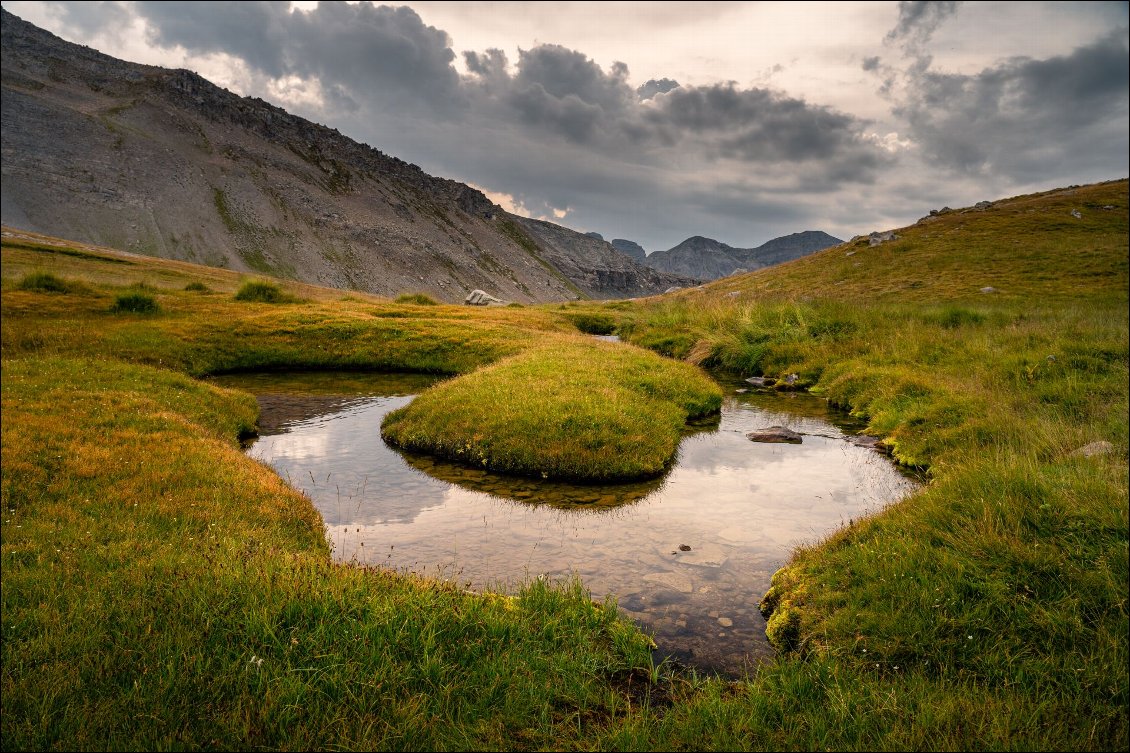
[3,1,1128,252]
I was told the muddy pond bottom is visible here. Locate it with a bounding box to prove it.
[215,371,919,676]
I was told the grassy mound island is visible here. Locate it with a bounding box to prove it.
[381,342,721,481]
[2,179,1127,749]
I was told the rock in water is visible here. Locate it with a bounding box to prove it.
[746,426,803,444]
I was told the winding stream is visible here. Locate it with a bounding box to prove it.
[213,370,919,675]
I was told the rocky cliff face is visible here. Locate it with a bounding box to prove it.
[643,231,843,280]
[509,217,694,298]
[610,239,647,263]
[0,9,684,302]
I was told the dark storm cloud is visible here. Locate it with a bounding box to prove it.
[499,44,638,143]
[463,48,507,79]
[637,78,679,100]
[117,1,886,175]
[512,45,633,114]
[885,1,961,47]
[456,41,885,176]
[21,0,893,247]
[647,84,886,175]
[135,1,462,111]
[895,32,1130,179]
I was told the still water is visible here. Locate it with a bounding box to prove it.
[213,370,919,675]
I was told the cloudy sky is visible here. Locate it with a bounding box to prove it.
[4,1,1128,251]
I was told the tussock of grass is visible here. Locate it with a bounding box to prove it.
[234,279,299,303]
[382,340,722,481]
[16,271,80,293]
[394,292,440,305]
[565,309,618,335]
[183,281,210,292]
[110,290,160,314]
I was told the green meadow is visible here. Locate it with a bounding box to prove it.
[2,179,1127,750]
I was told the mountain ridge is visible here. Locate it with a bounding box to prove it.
[0,8,694,302]
[642,230,843,280]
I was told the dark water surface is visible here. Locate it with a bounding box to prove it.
[213,370,919,675]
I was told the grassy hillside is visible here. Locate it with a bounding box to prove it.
[589,179,1130,748]
[693,179,1127,304]
[2,177,1127,751]
[0,227,709,748]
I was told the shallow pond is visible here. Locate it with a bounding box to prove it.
[213,370,920,675]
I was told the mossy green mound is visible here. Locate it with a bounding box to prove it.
[394,292,440,305]
[382,339,722,481]
[16,270,83,294]
[234,279,299,303]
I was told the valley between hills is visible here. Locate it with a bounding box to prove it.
[1,6,1128,753]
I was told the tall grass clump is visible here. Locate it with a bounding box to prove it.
[17,271,77,293]
[110,291,160,314]
[566,310,618,335]
[234,280,297,303]
[923,305,987,329]
[183,281,211,293]
[394,292,440,305]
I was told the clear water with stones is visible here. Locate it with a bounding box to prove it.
[213,370,919,676]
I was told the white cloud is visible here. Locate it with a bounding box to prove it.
[465,182,571,222]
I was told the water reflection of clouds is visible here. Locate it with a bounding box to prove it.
[228,371,920,676]
[246,395,458,526]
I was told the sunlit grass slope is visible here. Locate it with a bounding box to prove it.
[2,229,719,480]
[382,341,721,481]
[694,178,1128,304]
[2,174,1127,751]
[0,230,668,749]
[581,179,1129,749]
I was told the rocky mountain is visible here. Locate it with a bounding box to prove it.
[644,230,843,281]
[0,9,693,302]
[509,218,684,298]
[743,230,844,267]
[610,239,647,263]
[643,236,747,280]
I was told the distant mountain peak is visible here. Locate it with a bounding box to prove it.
[641,230,842,280]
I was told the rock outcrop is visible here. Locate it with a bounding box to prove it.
[464,289,506,306]
[508,216,696,299]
